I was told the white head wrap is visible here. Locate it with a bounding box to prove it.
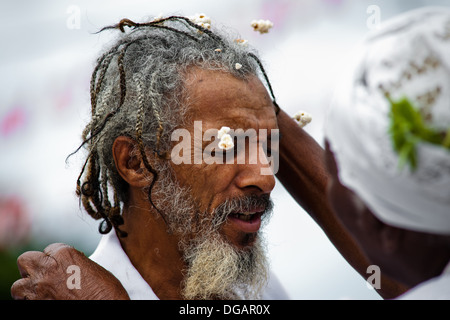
[325,7,450,235]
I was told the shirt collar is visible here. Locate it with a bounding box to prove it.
[89,230,159,300]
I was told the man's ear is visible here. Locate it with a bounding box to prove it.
[112,136,150,188]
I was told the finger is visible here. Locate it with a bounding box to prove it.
[10,278,35,300]
[16,251,46,278]
[43,243,74,257]
[43,243,85,268]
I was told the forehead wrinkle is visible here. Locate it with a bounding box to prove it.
[197,89,276,130]
[186,69,270,107]
[184,68,277,135]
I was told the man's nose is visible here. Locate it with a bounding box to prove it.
[234,145,276,194]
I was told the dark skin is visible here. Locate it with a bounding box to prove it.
[11,71,407,300]
[324,140,450,289]
[10,243,129,300]
[275,111,408,298]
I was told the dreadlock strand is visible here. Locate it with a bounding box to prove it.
[82,195,101,220]
[164,16,226,46]
[247,52,280,114]
[91,86,113,140]
[100,165,127,237]
[96,16,223,47]
[145,24,200,43]
[100,166,112,210]
[90,36,137,120]
[81,151,104,220]
[92,52,117,112]
[146,73,167,159]
[90,46,121,116]
[112,182,121,213]
[67,107,120,161]
[117,45,129,107]
[134,74,158,183]
[94,18,137,34]
[75,151,93,197]
[134,74,170,226]
[90,61,103,116]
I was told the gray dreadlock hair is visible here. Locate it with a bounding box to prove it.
[69,16,280,237]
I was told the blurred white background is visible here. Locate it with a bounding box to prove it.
[1,0,448,299]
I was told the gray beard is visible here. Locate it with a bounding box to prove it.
[148,163,272,299]
[181,230,269,300]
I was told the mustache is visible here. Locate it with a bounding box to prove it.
[211,194,273,228]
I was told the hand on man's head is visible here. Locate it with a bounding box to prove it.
[11,243,129,300]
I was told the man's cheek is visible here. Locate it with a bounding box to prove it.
[194,165,231,206]
[195,163,233,192]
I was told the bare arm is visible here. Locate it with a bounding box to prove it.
[275,109,407,299]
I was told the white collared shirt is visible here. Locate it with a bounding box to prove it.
[89,230,290,300]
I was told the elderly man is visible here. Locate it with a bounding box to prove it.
[11,15,405,300]
[325,7,450,299]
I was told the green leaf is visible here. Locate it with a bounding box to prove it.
[444,128,450,148]
[387,96,449,171]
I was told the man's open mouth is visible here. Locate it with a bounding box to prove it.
[227,211,263,233]
[229,212,261,222]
